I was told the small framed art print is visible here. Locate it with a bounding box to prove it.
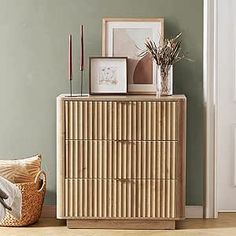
[102,18,164,94]
[89,57,128,95]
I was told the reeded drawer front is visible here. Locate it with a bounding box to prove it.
[65,140,177,180]
[64,179,176,219]
[64,101,179,141]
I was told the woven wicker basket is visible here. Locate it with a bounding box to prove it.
[0,170,46,227]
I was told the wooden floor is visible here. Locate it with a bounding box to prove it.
[0,213,236,236]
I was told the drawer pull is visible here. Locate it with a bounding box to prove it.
[115,178,134,183]
[116,101,136,105]
[115,140,136,144]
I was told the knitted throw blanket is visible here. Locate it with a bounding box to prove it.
[0,177,22,221]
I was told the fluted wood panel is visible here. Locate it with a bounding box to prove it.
[64,140,177,180]
[57,95,186,226]
[64,101,179,141]
[64,179,176,219]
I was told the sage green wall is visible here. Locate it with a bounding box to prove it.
[0,0,203,205]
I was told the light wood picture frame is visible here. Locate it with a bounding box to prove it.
[102,18,164,94]
[89,57,128,95]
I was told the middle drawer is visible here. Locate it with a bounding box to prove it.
[64,140,178,180]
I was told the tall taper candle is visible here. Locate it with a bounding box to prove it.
[68,34,72,80]
[68,34,72,96]
[80,25,84,96]
[80,25,84,71]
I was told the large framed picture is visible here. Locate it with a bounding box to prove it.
[102,18,164,94]
[89,57,128,95]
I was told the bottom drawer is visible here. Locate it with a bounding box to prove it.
[64,179,178,219]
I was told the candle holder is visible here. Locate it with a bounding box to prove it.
[69,79,73,97]
[80,71,84,96]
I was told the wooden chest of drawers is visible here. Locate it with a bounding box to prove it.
[57,95,186,229]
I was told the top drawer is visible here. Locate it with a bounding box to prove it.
[64,100,179,141]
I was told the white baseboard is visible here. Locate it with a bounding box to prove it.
[41,205,204,219]
[218,210,236,213]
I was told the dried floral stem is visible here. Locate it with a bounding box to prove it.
[139,33,191,96]
[139,33,190,66]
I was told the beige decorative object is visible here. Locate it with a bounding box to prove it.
[0,154,41,183]
[57,95,186,230]
[0,170,46,227]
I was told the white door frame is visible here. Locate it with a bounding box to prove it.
[204,0,218,218]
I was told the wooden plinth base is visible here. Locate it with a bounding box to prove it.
[67,219,176,230]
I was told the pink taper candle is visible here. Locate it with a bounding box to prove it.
[80,25,84,71]
[68,34,72,80]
